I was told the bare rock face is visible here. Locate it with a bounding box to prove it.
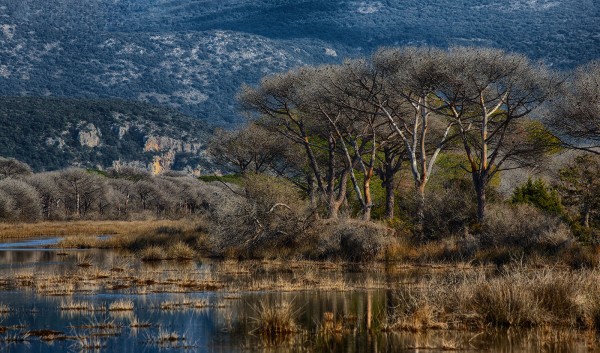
[144,135,201,154]
[145,135,203,174]
[0,97,212,173]
[78,123,102,148]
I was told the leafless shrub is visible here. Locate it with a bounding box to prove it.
[209,174,314,258]
[313,219,394,261]
[423,182,477,239]
[482,203,573,249]
[0,178,41,221]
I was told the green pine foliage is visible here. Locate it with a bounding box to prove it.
[511,178,563,215]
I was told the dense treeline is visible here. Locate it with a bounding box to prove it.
[207,47,600,255]
[2,46,599,262]
[0,158,214,221]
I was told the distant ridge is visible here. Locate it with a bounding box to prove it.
[1,0,598,125]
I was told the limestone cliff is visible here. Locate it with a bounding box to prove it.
[78,123,102,148]
[0,97,212,173]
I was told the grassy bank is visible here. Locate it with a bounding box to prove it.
[0,219,202,239]
[387,265,600,332]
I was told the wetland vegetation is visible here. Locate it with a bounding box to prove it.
[0,47,600,352]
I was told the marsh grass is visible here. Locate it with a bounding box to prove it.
[1,332,30,342]
[26,329,66,341]
[60,300,102,312]
[108,299,134,311]
[165,242,196,260]
[0,220,199,239]
[158,298,208,311]
[249,300,300,338]
[0,304,11,313]
[72,335,105,349]
[144,329,186,347]
[129,317,152,328]
[76,254,93,267]
[387,265,600,332]
[139,246,166,262]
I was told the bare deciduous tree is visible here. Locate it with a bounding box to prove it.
[24,172,62,219]
[548,61,600,154]
[55,168,105,218]
[239,70,350,218]
[208,123,289,175]
[0,157,32,179]
[0,179,41,221]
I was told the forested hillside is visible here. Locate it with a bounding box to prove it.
[0,0,598,125]
[0,97,211,172]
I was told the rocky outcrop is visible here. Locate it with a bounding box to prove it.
[144,135,202,154]
[78,123,101,148]
[0,97,211,173]
[143,135,203,174]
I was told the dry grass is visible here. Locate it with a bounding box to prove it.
[250,299,300,337]
[129,317,152,328]
[1,332,30,342]
[165,241,196,260]
[139,246,166,261]
[72,335,105,349]
[158,298,208,311]
[387,265,600,332]
[60,300,101,312]
[0,220,194,239]
[0,303,11,313]
[108,299,134,311]
[144,329,186,345]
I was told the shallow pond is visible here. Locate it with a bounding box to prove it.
[0,237,595,353]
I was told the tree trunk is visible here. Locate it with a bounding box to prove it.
[362,169,374,221]
[307,174,317,209]
[362,206,372,221]
[300,125,324,193]
[76,192,81,218]
[415,184,425,239]
[474,177,487,224]
[581,203,591,228]
[329,169,349,219]
[384,174,395,220]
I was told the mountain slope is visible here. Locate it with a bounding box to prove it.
[0,97,211,172]
[0,0,598,125]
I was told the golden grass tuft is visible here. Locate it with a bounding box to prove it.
[0,303,11,313]
[139,246,166,261]
[165,242,196,260]
[60,300,100,311]
[108,299,134,311]
[250,300,300,337]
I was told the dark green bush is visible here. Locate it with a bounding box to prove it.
[512,178,563,215]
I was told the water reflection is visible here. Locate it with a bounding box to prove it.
[0,239,595,353]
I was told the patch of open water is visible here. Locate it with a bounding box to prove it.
[0,238,593,353]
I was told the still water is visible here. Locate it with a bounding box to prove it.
[0,237,594,353]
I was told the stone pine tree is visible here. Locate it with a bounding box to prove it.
[371,47,457,235]
[433,47,559,223]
